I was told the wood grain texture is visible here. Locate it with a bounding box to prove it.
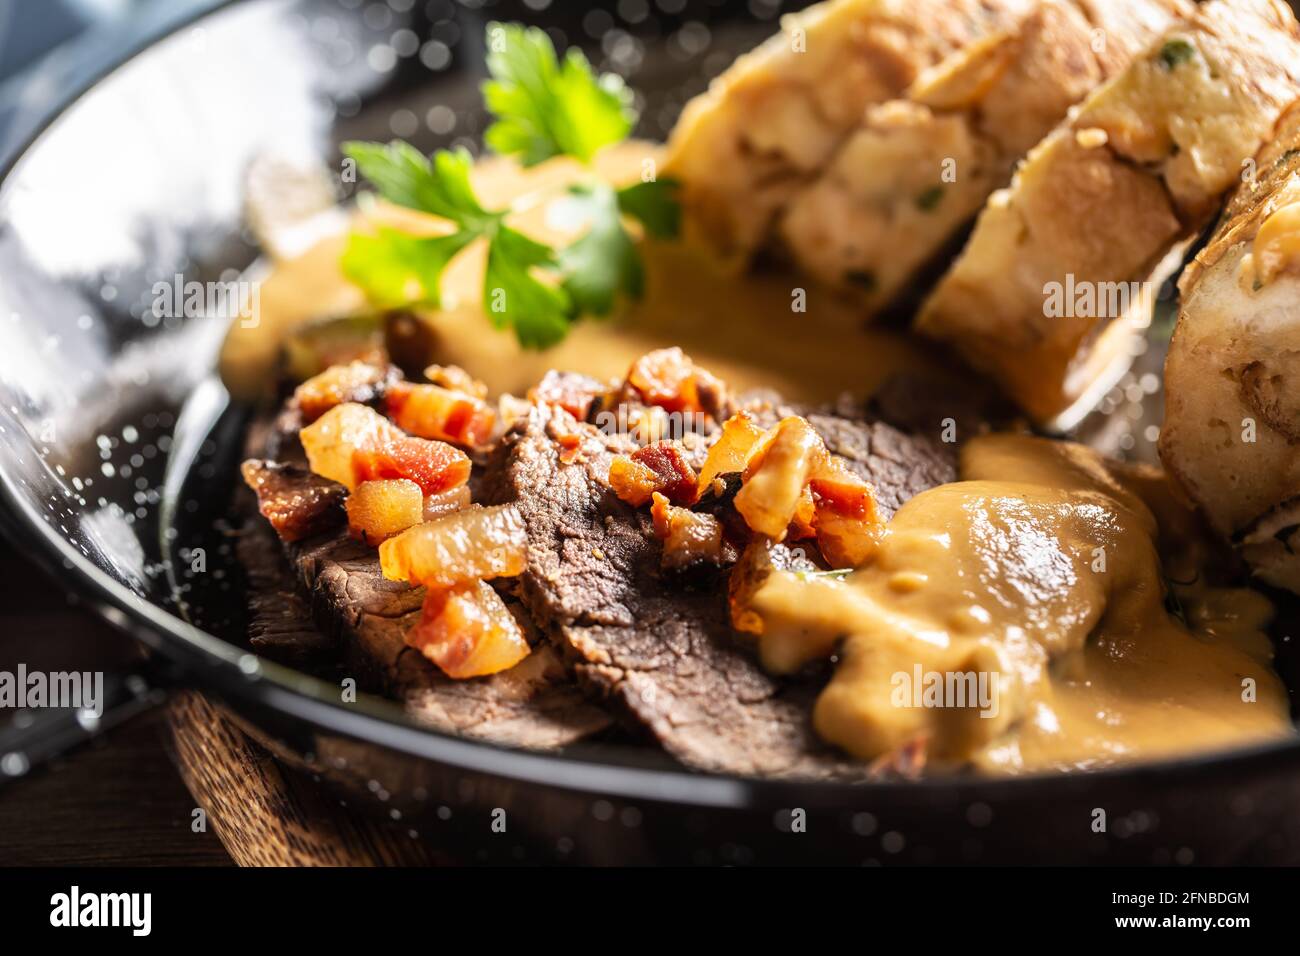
[0,541,230,865]
[165,692,447,866]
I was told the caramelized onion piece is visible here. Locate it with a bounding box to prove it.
[407,580,531,679]
[423,363,488,399]
[609,456,659,507]
[423,484,472,521]
[695,411,766,495]
[293,360,392,422]
[346,478,424,544]
[300,402,470,494]
[734,417,826,539]
[386,381,496,449]
[379,504,527,588]
[610,440,698,506]
[788,485,817,541]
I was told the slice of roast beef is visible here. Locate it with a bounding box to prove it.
[481,400,956,778]
[295,527,613,748]
[237,461,613,752]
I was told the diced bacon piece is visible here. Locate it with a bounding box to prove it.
[609,440,698,506]
[627,347,695,412]
[300,403,470,495]
[293,360,393,422]
[625,347,729,419]
[351,439,471,496]
[386,381,496,449]
[407,580,531,678]
[734,416,826,539]
[810,457,884,568]
[346,478,424,544]
[531,369,609,420]
[379,504,527,588]
[240,459,345,542]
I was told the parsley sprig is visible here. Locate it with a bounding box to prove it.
[341,22,679,349]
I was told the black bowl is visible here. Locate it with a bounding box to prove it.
[1,0,1298,865]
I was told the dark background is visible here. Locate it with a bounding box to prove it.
[0,0,232,869]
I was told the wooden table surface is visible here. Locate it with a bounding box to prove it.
[0,540,438,866]
[0,542,232,865]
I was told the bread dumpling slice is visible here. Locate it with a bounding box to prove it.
[779,0,1188,318]
[663,0,1035,267]
[1161,99,1300,594]
[916,0,1300,427]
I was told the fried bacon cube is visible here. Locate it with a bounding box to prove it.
[300,402,470,495]
[625,347,728,420]
[378,504,528,588]
[406,580,531,679]
[531,369,610,420]
[810,458,883,568]
[346,478,424,544]
[609,440,698,506]
[385,381,496,449]
[240,459,345,542]
[293,360,394,423]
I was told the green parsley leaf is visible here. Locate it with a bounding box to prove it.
[558,183,642,316]
[339,24,683,350]
[482,21,635,166]
[344,142,495,228]
[616,178,681,239]
[483,226,572,348]
[341,227,476,308]
[343,140,576,345]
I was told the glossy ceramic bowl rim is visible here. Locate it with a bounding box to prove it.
[2,0,1297,808]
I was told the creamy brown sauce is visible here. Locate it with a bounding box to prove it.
[221,142,950,404]
[221,146,1294,774]
[753,434,1292,773]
